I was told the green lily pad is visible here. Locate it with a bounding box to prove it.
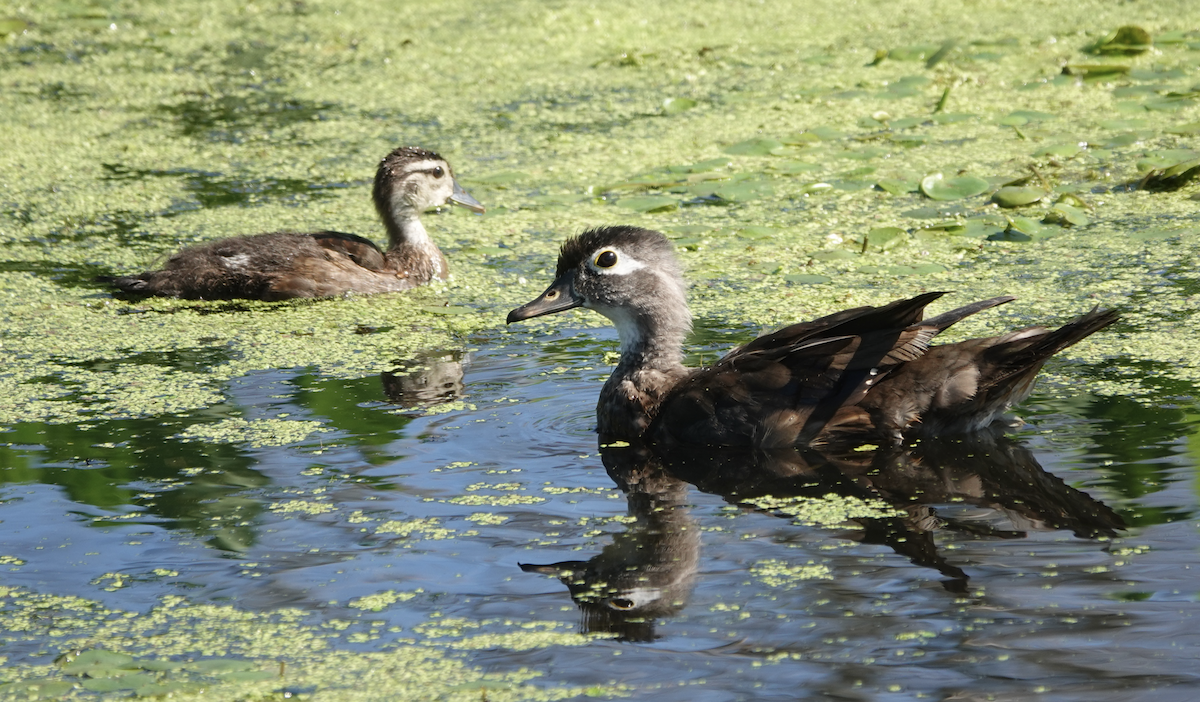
[889,133,931,146]
[920,173,989,201]
[1062,64,1130,78]
[662,97,697,115]
[676,157,731,173]
[1100,118,1149,130]
[61,650,138,675]
[1145,97,1195,112]
[888,116,926,129]
[1088,25,1152,55]
[1104,131,1149,148]
[876,178,918,195]
[997,110,1056,126]
[839,146,886,161]
[991,216,1054,241]
[715,181,772,201]
[784,274,832,285]
[736,226,779,240]
[798,182,834,195]
[1128,227,1195,241]
[861,226,907,251]
[186,659,257,673]
[1166,122,1200,136]
[616,195,679,211]
[992,186,1047,208]
[724,138,784,156]
[0,18,29,34]
[888,44,942,61]
[1034,143,1081,158]
[1044,202,1090,226]
[1141,157,1200,191]
[1136,149,1198,171]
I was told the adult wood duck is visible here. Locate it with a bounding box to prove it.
[507,225,1118,448]
[107,146,483,300]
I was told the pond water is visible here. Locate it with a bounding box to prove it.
[2,0,1200,699]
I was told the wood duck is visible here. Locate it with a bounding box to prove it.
[107,146,484,300]
[507,225,1118,448]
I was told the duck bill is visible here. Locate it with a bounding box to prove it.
[449,180,485,213]
[507,277,582,323]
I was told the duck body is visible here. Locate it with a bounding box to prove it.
[507,225,1118,448]
[108,146,482,301]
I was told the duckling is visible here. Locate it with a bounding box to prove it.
[506,225,1118,448]
[107,146,484,300]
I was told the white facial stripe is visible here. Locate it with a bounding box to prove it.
[403,159,448,176]
[587,246,646,276]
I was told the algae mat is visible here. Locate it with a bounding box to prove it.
[1,0,1199,699]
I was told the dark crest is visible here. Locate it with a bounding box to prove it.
[556,226,673,277]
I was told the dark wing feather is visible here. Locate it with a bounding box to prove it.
[651,293,965,448]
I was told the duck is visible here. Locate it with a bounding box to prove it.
[506,225,1118,448]
[106,146,484,300]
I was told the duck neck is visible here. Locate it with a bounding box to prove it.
[381,203,447,281]
[596,303,691,440]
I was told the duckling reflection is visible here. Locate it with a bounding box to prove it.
[524,431,1123,633]
[380,350,465,404]
[521,454,699,642]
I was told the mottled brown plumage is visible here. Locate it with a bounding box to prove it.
[507,226,1118,448]
[107,146,483,301]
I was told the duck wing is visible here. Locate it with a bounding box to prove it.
[859,306,1118,437]
[650,293,1013,448]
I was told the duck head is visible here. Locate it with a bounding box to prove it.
[507,226,691,356]
[372,145,484,223]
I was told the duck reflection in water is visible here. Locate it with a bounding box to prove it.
[522,429,1123,641]
[380,350,465,404]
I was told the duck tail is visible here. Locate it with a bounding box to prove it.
[919,295,1016,332]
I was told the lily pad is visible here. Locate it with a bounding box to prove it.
[997,110,1056,126]
[1044,202,1090,226]
[992,186,1047,208]
[1136,150,1198,171]
[724,138,784,156]
[990,216,1054,241]
[0,18,29,35]
[863,226,907,251]
[616,195,679,211]
[1140,156,1200,191]
[662,97,697,115]
[839,146,886,161]
[920,173,989,201]
[1088,26,1152,55]
[876,178,918,195]
[61,650,138,676]
[736,226,780,240]
[1033,143,1081,158]
[784,274,832,285]
[888,44,942,61]
[1128,227,1195,241]
[1166,122,1200,136]
[1062,64,1130,78]
[714,181,773,202]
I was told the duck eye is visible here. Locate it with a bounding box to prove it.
[609,598,635,610]
[595,250,618,268]
[431,166,444,178]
